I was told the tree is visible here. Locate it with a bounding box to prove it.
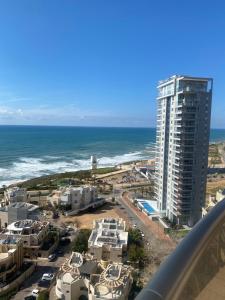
[37,290,49,300]
[128,244,145,262]
[71,229,91,253]
[128,228,143,247]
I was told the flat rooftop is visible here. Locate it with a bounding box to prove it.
[89,221,128,248]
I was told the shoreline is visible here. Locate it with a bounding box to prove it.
[0,158,153,190]
[1,139,225,189]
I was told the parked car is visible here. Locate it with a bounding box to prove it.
[31,289,40,298]
[41,273,54,281]
[48,253,57,261]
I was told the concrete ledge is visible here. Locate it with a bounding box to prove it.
[0,263,35,300]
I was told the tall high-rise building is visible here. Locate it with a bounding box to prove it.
[155,75,213,226]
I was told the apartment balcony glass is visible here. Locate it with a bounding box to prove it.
[136,199,225,300]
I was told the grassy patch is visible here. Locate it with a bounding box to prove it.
[208,144,222,164]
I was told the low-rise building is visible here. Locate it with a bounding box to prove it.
[0,236,23,284]
[3,187,28,204]
[56,252,98,300]
[49,186,105,216]
[88,218,128,263]
[0,202,39,229]
[89,263,132,300]
[56,252,132,300]
[0,220,50,258]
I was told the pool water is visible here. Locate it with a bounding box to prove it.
[140,201,155,214]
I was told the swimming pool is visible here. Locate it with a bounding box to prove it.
[139,201,156,214]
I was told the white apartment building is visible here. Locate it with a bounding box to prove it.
[56,252,132,300]
[0,202,39,228]
[4,187,28,204]
[49,186,105,216]
[88,218,128,263]
[155,75,213,226]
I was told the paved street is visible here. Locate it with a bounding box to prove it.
[11,250,69,300]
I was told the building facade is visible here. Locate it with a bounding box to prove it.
[3,187,28,204]
[88,218,128,263]
[49,186,105,216]
[56,252,132,300]
[0,219,50,258]
[155,75,213,226]
[0,202,39,229]
[0,237,23,284]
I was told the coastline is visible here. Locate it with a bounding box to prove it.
[0,138,225,189]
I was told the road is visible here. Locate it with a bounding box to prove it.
[11,253,68,300]
[116,193,152,243]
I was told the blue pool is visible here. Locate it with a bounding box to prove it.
[140,201,156,214]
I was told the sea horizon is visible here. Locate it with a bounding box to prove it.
[0,125,225,187]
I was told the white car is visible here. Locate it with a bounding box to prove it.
[32,289,40,297]
[41,273,54,281]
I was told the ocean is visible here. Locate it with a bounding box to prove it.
[0,125,225,187]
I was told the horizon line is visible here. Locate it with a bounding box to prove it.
[0,124,225,130]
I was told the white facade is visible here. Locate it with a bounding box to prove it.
[2,219,49,249]
[0,202,39,228]
[88,218,128,263]
[49,186,105,216]
[4,187,28,204]
[60,186,97,207]
[155,75,213,226]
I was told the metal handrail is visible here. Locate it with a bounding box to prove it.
[135,199,225,300]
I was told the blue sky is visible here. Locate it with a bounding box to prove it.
[0,0,224,127]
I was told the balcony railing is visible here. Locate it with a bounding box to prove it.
[135,199,225,300]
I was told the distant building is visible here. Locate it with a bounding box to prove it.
[0,202,39,228]
[4,187,28,204]
[91,155,97,170]
[88,218,128,263]
[0,236,23,284]
[155,75,213,226]
[49,186,105,216]
[0,219,50,258]
[56,252,132,300]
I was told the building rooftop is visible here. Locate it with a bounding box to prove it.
[90,263,132,298]
[60,252,97,280]
[158,75,213,87]
[89,218,128,248]
[0,202,39,212]
[5,219,49,234]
